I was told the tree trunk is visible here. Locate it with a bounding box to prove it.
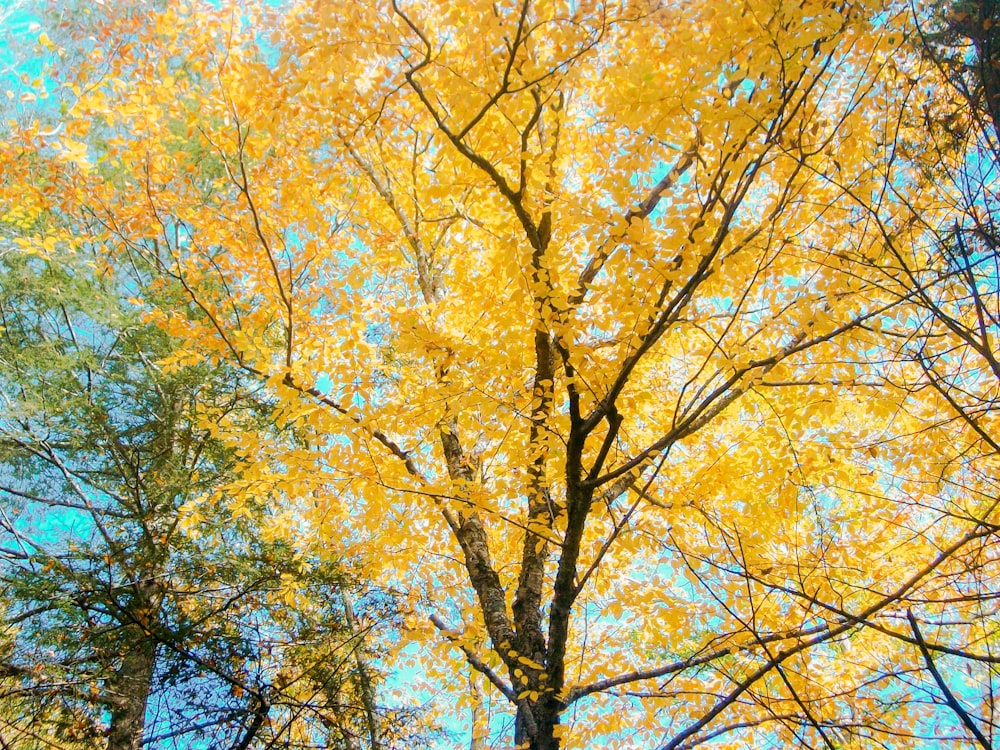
[105,633,156,750]
[515,699,562,750]
[341,589,381,750]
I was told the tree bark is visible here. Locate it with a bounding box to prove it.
[513,691,563,749]
[341,589,382,750]
[105,632,157,750]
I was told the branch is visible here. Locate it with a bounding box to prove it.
[430,614,517,703]
[908,609,994,750]
[567,624,829,704]
[586,297,905,490]
[660,523,998,749]
[571,136,701,307]
[669,714,801,750]
[230,695,270,750]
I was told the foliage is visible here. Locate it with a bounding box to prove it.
[839,2,1000,746]
[0,214,416,747]
[5,0,1000,748]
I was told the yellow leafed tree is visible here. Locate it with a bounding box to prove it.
[7,0,999,747]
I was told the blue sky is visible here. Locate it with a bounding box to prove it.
[0,0,53,116]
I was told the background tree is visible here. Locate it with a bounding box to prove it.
[802,2,1000,747]
[0,1,426,745]
[0,183,418,749]
[11,0,1000,748]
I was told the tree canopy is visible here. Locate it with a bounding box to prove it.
[3,0,1000,748]
[0,186,417,749]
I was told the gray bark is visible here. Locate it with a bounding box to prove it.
[105,631,157,750]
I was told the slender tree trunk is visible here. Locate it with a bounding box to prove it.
[341,589,381,750]
[105,632,157,750]
[468,671,487,750]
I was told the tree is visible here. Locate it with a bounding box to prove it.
[0,201,417,748]
[0,2,427,746]
[9,0,1000,747]
[822,2,1000,746]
